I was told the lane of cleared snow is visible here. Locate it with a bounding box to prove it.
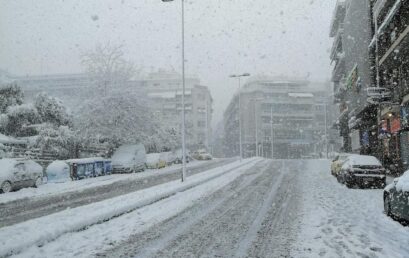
[291,160,409,258]
[11,159,266,258]
[1,158,259,257]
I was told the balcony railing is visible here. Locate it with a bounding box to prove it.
[373,0,388,20]
[330,29,344,61]
[331,54,346,82]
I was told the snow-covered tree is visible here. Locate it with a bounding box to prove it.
[0,82,23,113]
[81,43,136,96]
[75,93,179,152]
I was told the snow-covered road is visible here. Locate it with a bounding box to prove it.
[3,159,409,258]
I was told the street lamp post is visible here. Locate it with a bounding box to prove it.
[250,98,264,157]
[271,105,274,159]
[230,73,250,162]
[162,0,187,182]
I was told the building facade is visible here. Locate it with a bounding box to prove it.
[223,76,336,159]
[368,0,409,173]
[330,0,377,156]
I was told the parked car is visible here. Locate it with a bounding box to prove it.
[192,149,212,160]
[338,155,386,188]
[112,144,146,173]
[331,153,350,177]
[0,158,43,193]
[384,171,409,222]
[146,153,167,169]
[174,149,191,164]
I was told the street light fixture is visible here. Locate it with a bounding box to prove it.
[162,0,187,182]
[229,73,251,162]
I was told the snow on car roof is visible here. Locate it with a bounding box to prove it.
[0,158,18,174]
[346,154,381,166]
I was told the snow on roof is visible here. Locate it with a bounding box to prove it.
[176,89,192,96]
[66,157,104,164]
[288,93,314,98]
[0,133,26,145]
[148,92,175,99]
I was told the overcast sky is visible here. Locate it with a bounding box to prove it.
[0,0,336,126]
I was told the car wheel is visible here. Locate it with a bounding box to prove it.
[34,177,43,188]
[345,179,354,188]
[384,194,392,216]
[1,181,12,193]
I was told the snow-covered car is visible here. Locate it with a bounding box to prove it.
[338,155,386,188]
[192,149,212,160]
[112,144,146,173]
[384,171,409,222]
[331,153,349,177]
[0,158,43,193]
[146,153,167,169]
[160,152,176,165]
[174,149,191,164]
[46,160,70,183]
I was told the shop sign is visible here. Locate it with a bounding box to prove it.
[367,87,392,104]
[346,65,358,91]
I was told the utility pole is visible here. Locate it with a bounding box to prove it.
[162,0,187,182]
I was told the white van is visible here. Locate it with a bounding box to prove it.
[112,144,146,173]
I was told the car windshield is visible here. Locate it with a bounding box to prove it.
[1,1,409,257]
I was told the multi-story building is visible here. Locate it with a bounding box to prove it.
[223,76,334,159]
[368,0,409,172]
[146,71,213,150]
[329,0,377,155]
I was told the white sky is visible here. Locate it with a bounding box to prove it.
[0,0,337,126]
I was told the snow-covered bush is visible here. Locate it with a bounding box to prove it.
[34,93,72,127]
[2,104,40,137]
[35,125,78,159]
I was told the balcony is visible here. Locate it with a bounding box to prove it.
[329,0,346,37]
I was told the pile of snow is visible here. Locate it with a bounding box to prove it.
[0,158,206,205]
[46,161,70,183]
[0,158,260,257]
[395,170,409,192]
